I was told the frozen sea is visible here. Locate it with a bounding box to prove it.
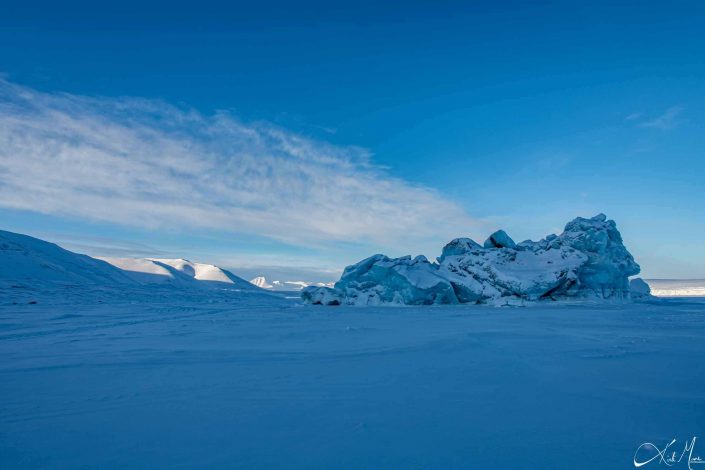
[1,287,705,469]
[647,279,705,297]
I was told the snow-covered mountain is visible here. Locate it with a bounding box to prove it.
[101,257,258,291]
[249,276,334,291]
[0,229,260,293]
[1,230,136,286]
[250,276,273,289]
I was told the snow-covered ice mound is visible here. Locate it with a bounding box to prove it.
[303,214,642,305]
[629,277,652,299]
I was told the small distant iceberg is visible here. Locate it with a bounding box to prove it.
[303,214,648,306]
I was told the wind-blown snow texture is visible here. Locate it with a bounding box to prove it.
[2,291,705,469]
[303,214,641,305]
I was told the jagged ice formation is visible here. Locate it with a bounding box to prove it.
[302,214,643,306]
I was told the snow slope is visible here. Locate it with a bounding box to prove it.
[0,230,135,286]
[2,296,704,469]
[101,257,258,291]
[97,257,178,285]
[0,229,262,295]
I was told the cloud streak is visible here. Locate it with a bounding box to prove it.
[638,106,684,130]
[0,79,476,252]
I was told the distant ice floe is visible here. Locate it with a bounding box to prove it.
[646,279,705,297]
[303,214,650,306]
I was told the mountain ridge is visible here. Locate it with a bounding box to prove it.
[249,276,334,291]
[1,229,260,293]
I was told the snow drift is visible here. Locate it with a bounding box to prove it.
[303,214,643,305]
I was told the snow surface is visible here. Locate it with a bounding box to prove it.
[1,290,704,469]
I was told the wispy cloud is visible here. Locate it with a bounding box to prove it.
[0,79,478,253]
[638,106,684,130]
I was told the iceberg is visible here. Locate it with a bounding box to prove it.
[301,286,344,305]
[437,237,482,262]
[320,254,458,306]
[303,214,642,306]
[629,277,653,299]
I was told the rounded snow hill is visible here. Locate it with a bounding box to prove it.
[99,257,177,285]
[100,257,260,291]
[0,230,135,286]
[150,258,255,290]
[0,229,262,294]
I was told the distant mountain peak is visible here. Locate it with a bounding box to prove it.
[250,276,273,289]
[249,276,334,291]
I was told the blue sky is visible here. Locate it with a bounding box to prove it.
[1,1,704,280]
